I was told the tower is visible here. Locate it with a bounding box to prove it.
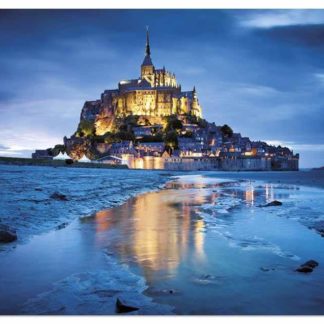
[191,86,202,118]
[141,27,155,85]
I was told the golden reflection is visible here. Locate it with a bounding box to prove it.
[265,183,274,202]
[194,219,206,261]
[95,210,112,232]
[245,184,255,205]
[93,188,207,282]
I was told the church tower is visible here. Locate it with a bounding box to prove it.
[141,27,155,85]
[191,86,202,118]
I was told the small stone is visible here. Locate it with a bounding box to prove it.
[116,298,139,313]
[264,200,282,207]
[0,224,17,243]
[56,222,69,230]
[296,266,313,273]
[316,228,324,237]
[301,260,319,269]
[50,192,68,201]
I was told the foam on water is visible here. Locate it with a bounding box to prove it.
[22,254,173,315]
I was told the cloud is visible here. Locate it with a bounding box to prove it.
[292,144,324,152]
[180,67,206,76]
[0,128,63,158]
[240,10,324,29]
[231,83,282,97]
[314,73,324,87]
[261,25,324,47]
[0,144,10,150]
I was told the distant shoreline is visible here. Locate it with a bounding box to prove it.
[205,170,324,190]
[0,156,128,170]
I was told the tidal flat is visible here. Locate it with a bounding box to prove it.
[0,165,324,315]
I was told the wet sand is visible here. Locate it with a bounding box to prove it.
[1,174,324,314]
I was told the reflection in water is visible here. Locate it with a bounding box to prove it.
[81,176,324,315]
[265,184,274,202]
[93,178,283,284]
[94,188,210,282]
[245,183,255,205]
[194,219,206,261]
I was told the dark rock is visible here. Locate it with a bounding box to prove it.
[56,222,69,230]
[296,260,319,273]
[50,192,68,201]
[65,159,74,165]
[301,260,319,269]
[261,200,283,207]
[0,224,17,243]
[79,214,95,223]
[116,298,139,313]
[296,266,313,273]
[313,221,324,237]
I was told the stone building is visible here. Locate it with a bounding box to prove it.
[81,28,203,136]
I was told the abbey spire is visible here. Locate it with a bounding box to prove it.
[145,26,151,56]
[142,26,153,67]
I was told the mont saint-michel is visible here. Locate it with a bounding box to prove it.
[31,30,299,171]
[2,9,324,318]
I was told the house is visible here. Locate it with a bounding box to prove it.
[136,142,165,155]
[32,150,53,160]
[109,141,136,155]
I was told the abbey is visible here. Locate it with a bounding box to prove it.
[83,29,202,135]
[105,29,201,119]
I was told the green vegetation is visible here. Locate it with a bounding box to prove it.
[138,133,164,143]
[220,124,233,138]
[89,130,135,144]
[49,144,65,156]
[184,114,207,128]
[165,115,183,133]
[76,120,96,137]
[164,130,179,150]
[118,115,140,132]
[180,130,193,138]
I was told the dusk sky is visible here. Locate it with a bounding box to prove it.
[0,9,324,167]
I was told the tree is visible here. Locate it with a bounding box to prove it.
[77,120,95,137]
[220,124,233,138]
[164,130,179,149]
[165,115,183,132]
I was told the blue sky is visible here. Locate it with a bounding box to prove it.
[0,9,323,167]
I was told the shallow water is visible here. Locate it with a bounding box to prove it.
[0,164,171,249]
[1,172,324,314]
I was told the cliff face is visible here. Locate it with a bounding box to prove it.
[79,100,116,136]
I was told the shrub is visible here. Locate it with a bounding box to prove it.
[220,124,233,138]
[164,130,179,149]
[165,115,183,132]
[77,120,95,137]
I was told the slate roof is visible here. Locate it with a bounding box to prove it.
[142,55,153,66]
